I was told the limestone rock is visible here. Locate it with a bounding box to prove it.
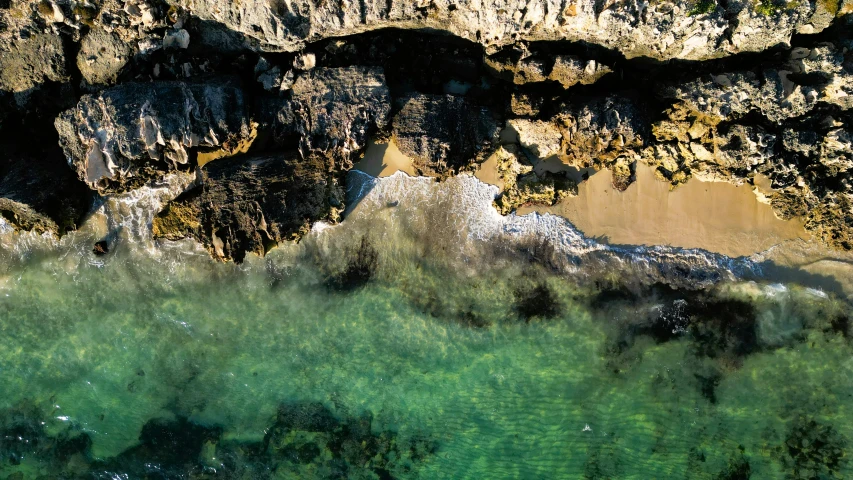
[486,51,611,88]
[166,0,833,61]
[392,94,500,176]
[0,34,67,105]
[153,154,344,262]
[557,96,648,171]
[662,44,853,124]
[290,67,391,168]
[55,77,252,193]
[491,146,577,214]
[78,28,135,86]
[510,119,563,159]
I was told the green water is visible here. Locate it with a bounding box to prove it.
[0,175,852,479]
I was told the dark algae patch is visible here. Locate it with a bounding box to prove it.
[0,402,438,479]
[784,417,847,480]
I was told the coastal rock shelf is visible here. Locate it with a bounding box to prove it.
[0,0,851,261]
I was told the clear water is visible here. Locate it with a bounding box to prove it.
[0,173,851,479]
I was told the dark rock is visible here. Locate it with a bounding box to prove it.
[153,153,344,262]
[392,94,500,176]
[257,66,391,170]
[93,240,109,255]
[325,236,379,291]
[55,76,252,193]
[0,145,90,236]
[784,417,847,479]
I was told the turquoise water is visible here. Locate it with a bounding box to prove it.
[0,173,851,479]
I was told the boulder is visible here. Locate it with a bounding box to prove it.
[153,153,344,262]
[55,77,252,193]
[392,94,500,176]
[256,67,391,170]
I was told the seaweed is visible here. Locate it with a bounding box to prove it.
[514,282,561,321]
[325,236,380,291]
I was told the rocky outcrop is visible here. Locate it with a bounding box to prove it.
[77,28,135,86]
[485,49,611,88]
[167,0,845,61]
[0,0,849,255]
[511,97,647,190]
[392,94,500,176]
[153,153,344,262]
[55,77,253,193]
[272,67,392,170]
[492,145,578,214]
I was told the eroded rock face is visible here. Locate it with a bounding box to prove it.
[512,97,647,190]
[492,146,578,214]
[485,49,611,88]
[288,67,391,168]
[0,0,849,253]
[167,0,842,61]
[392,94,500,176]
[153,154,344,262]
[55,77,252,193]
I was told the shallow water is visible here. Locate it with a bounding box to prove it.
[0,172,851,479]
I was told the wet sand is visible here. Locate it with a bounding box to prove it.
[353,139,417,177]
[517,163,810,258]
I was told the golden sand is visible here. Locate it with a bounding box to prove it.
[516,163,810,258]
[353,139,417,177]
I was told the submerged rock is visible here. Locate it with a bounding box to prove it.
[55,77,252,193]
[392,94,500,176]
[153,153,344,262]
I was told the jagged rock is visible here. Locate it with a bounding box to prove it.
[510,119,563,159]
[166,0,836,61]
[714,125,777,173]
[163,28,190,49]
[510,97,645,189]
[55,76,252,193]
[0,146,90,235]
[392,94,500,176]
[557,96,647,188]
[78,28,134,86]
[290,67,390,168]
[259,67,391,169]
[662,43,853,124]
[821,128,853,170]
[293,52,316,70]
[486,50,611,88]
[153,154,344,262]
[548,56,611,89]
[805,192,853,250]
[491,145,577,214]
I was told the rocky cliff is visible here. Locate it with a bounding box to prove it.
[0,0,851,259]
